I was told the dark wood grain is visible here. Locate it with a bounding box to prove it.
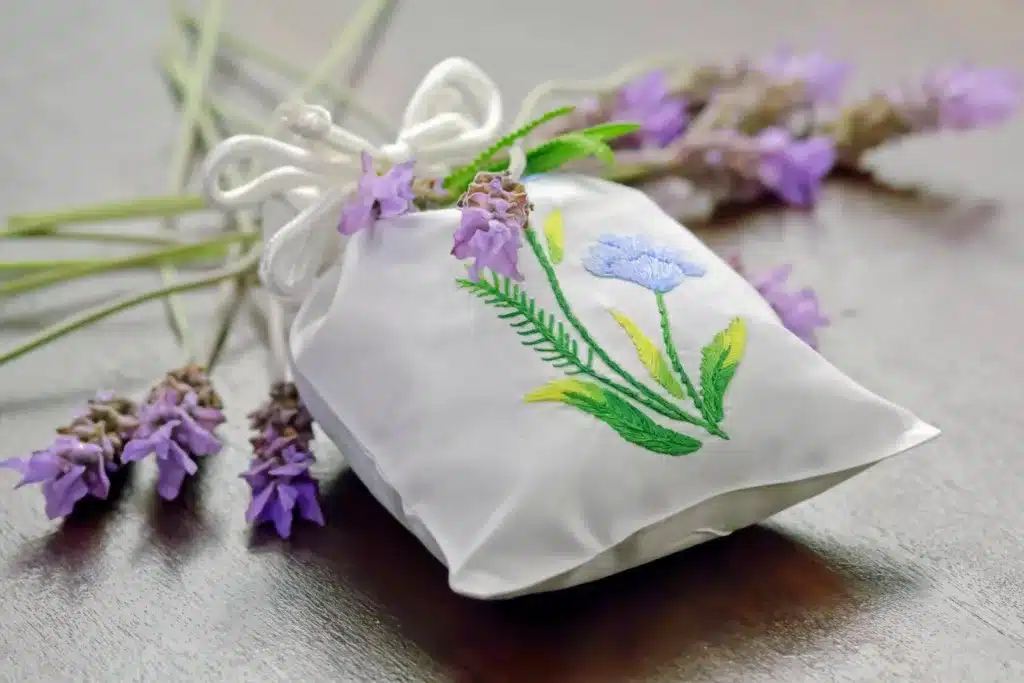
[2,1,1023,681]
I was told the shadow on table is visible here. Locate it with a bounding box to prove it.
[264,470,920,683]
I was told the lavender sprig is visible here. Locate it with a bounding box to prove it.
[730,255,830,349]
[121,365,225,500]
[0,391,139,519]
[824,66,1021,165]
[451,171,532,282]
[241,382,324,538]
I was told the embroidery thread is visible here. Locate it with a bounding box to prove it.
[457,201,747,456]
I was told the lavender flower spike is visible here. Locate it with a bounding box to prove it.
[241,434,324,539]
[891,66,1021,132]
[0,390,138,519]
[452,172,532,282]
[124,366,225,500]
[242,382,323,538]
[338,151,416,235]
[1,437,115,519]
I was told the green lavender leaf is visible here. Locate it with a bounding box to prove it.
[698,317,747,425]
[525,379,703,456]
[521,132,617,175]
[442,106,576,194]
[456,272,593,374]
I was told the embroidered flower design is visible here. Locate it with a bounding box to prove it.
[582,234,706,293]
[452,171,532,282]
[338,151,416,235]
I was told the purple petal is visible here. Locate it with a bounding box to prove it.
[293,480,325,526]
[42,467,89,519]
[271,485,298,538]
[246,483,276,524]
[269,462,309,478]
[155,457,191,501]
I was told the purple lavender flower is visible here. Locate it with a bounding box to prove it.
[613,70,689,148]
[756,49,851,104]
[754,128,836,206]
[888,66,1021,132]
[735,260,829,349]
[241,433,324,539]
[124,372,225,501]
[1,436,116,519]
[338,151,416,235]
[0,390,138,519]
[452,172,532,282]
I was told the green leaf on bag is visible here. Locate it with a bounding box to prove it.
[698,317,747,425]
[608,309,685,398]
[524,379,703,456]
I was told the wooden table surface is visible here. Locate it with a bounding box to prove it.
[2,1,1022,681]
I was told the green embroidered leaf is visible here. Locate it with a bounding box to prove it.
[457,273,594,374]
[524,379,702,456]
[698,317,747,425]
[608,309,685,399]
[542,209,565,264]
[442,106,576,194]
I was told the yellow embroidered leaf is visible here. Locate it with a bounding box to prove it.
[608,309,686,398]
[524,378,602,404]
[542,209,565,264]
[698,317,747,425]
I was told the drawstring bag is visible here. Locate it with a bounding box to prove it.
[201,58,939,599]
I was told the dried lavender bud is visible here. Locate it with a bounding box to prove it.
[247,381,315,447]
[452,171,531,282]
[150,364,223,411]
[457,171,532,225]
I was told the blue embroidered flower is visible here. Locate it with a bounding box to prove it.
[582,234,706,293]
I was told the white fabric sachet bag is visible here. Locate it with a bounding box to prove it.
[202,58,939,600]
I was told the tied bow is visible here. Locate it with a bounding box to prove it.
[199,57,504,301]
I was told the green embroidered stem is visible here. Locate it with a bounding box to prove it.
[656,291,726,439]
[457,275,686,421]
[523,227,709,430]
[0,250,261,368]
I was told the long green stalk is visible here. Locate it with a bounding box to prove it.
[0,251,261,367]
[4,195,207,236]
[172,5,395,139]
[0,233,257,296]
[0,228,196,246]
[158,0,227,362]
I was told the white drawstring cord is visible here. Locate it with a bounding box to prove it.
[198,57,505,303]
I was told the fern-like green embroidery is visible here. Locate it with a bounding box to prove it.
[456,272,594,374]
[442,106,576,194]
[525,379,702,456]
